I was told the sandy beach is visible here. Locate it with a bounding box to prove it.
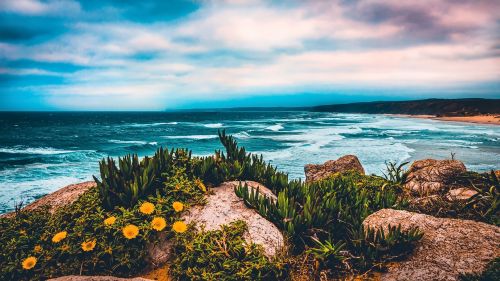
[391,114,500,125]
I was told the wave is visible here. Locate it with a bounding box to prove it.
[204,123,223,128]
[127,122,177,127]
[266,124,284,131]
[162,135,218,140]
[0,146,76,155]
[109,140,158,146]
[233,132,251,139]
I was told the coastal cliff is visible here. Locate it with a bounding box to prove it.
[1,132,498,281]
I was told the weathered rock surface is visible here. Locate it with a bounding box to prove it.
[183,181,282,257]
[146,181,283,267]
[446,187,478,201]
[304,155,365,182]
[363,209,500,281]
[405,159,467,195]
[1,181,96,218]
[48,276,152,281]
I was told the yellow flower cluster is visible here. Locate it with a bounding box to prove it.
[21,201,190,270]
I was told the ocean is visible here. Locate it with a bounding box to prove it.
[1,111,499,214]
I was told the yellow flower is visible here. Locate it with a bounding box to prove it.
[52,231,67,243]
[172,201,184,212]
[122,224,139,239]
[81,240,96,252]
[104,246,113,255]
[33,245,42,253]
[172,221,187,233]
[104,216,116,226]
[22,256,37,270]
[61,244,70,252]
[195,179,206,192]
[139,202,155,215]
[151,217,167,231]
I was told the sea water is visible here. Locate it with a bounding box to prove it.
[1,111,499,213]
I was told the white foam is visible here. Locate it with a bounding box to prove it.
[233,131,251,139]
[0,146,75,155]
[266,124,284,131]
[162,135,218,140]
[204,123,223,128]
[109,140,148,145]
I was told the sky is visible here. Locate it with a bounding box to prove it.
[0,0,499,110]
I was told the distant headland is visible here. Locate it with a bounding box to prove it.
[310,98,500,125]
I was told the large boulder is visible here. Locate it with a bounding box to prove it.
[304,155,365,182]
[363,209,500,281]
[146,181,283,267]
[405,159,467,195]
[1,181,96,218]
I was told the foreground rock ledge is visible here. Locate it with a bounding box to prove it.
[304,155,365,182]
[363,209,500,281]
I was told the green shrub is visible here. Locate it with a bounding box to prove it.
[95,147,199,210]
[170,220,289,281]
[0,164,205,280]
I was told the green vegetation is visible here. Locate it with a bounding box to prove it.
[5,130,498,280]
[0,161,205,280]
[171,220,289,281]
[408,170,499,226]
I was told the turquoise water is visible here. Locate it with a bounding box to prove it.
[1,111,499,213]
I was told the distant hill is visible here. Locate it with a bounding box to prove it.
[310,98,500,116]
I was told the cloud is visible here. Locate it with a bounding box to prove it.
[0,0,81,16]
[1,0,499,110]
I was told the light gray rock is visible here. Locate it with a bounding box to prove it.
[146,181,283,267]
[363,209,500,281]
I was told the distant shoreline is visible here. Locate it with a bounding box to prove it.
[390,114,500,125]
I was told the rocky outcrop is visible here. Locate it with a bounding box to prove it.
[48,276,152,281]
[363,209,500,281]
[304,155,365,182]
[2,181,96,218]
[405,159,467,195]
[146,181,283,267]
[183,181,282,257]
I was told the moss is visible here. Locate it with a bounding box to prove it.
[170,220,290,281]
